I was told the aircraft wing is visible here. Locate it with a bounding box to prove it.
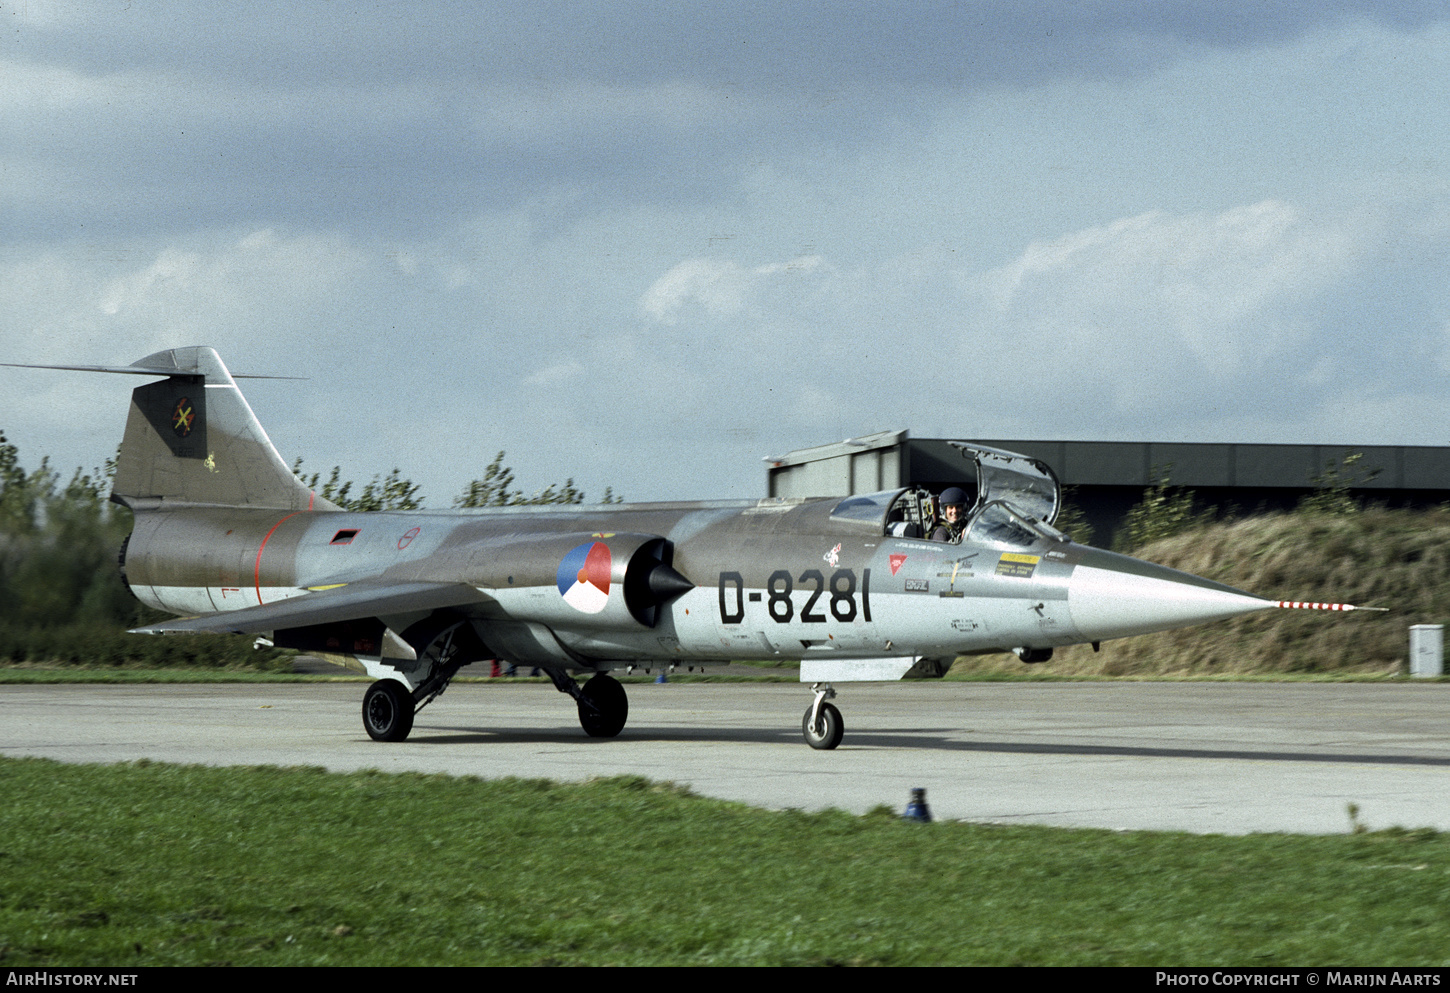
[130,580,492,636]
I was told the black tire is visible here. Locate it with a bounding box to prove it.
[578,673,628,738]
[802,702,844,750]
[363,680,415,742]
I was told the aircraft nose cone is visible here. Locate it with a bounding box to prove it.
[1068,548,1273,642]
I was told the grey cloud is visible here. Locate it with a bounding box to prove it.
[24,2,1446,89]
[9,2,1446,240]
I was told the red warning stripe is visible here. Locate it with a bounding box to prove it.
[255,512,303,605]
[1276,601,1353,611]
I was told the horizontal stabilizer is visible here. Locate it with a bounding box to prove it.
[0,361,303,379]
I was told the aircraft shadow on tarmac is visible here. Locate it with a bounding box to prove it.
[408,724,804,746]
[407,723,1450,766]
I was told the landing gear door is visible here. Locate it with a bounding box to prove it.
[948,443,1062,527]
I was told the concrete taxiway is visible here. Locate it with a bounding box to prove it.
[3,679,1449,835]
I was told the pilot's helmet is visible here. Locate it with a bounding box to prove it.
[939,486,969,509]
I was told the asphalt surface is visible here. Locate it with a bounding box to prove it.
[4,679,1449,835]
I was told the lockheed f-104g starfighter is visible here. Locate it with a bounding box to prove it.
[10,347,1374,748]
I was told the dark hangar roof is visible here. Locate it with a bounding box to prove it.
[907,439,1450,492]
[766,431,1450,496]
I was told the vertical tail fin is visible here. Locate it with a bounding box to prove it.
[111,346,331,511]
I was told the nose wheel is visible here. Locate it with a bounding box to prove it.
[802,683,843,749]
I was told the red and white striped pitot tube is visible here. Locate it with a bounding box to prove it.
[1275,601,1387,612]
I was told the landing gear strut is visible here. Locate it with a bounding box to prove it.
[802,682,844,750]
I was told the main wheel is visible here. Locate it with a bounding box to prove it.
[802,702,844,750]
[577,673,628,738]
[363,679,415,742]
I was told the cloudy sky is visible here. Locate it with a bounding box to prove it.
[4,1,1450,504]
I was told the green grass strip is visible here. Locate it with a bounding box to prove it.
[2,756,1449,966]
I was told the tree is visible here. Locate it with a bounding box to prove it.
[453,452,518,507]
[292,459,423,511]
[350,468,424,512]
[1113,465,1212,553]
[454,451,620,507]
[0,431,137,630]
[1299,452,1381,516]
[1052,489,1095,546]
[0,431,53,535]
[293,452,618,510]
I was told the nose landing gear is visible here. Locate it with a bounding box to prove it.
[802,682,843,750]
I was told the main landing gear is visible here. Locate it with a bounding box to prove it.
[363,679,414,742]
[547,669,630,738]
[802,682,844,750]
[363,668,630,742]
[361,618,475,743]
[577,673,629,737]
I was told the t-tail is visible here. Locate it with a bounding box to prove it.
[6,346,332,512]
[110,347,330,511]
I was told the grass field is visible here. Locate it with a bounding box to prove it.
[1,756,1448,966]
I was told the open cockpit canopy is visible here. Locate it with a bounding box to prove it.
[946,442,1061,527]
[829,442,1066,547]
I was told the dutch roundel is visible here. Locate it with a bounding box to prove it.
[557,541,611,614]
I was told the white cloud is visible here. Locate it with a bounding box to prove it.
[639,254,825,325]
[98,249,200,316]
[82,229,371,341]
[525,360,584,385]
[639,258,750,324]
[966,201,1358,390]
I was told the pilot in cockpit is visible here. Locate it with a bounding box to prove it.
[928,486,969,543]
